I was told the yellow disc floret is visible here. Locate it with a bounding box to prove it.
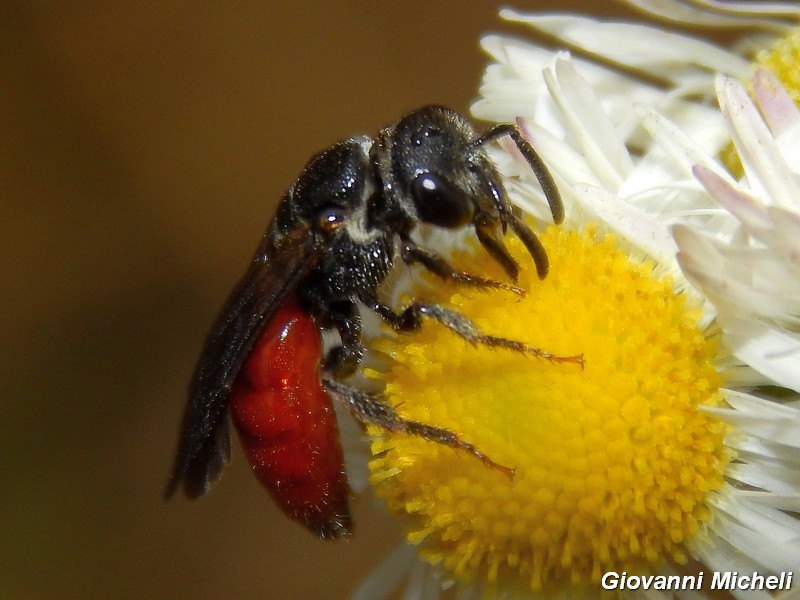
[365,227,728,594]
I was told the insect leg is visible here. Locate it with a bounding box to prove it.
[368,297,583,366]
[321,376,513,478]
[318,300,513,476]
[400,237,523,295]
[322,300,365,379]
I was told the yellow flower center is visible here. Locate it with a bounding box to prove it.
[365,227,728,593]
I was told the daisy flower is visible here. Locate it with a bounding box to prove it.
[355,3,800,599]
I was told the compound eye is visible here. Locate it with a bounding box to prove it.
[411,173,474,229]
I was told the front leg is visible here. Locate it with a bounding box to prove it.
[400,236,523,295]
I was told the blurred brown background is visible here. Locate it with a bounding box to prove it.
[2,2,639,599]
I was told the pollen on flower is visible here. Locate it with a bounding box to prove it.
[365,227,729,593]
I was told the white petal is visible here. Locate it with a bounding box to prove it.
[573,183,680,268]
[501,9,751,79]
[731,490,800,511]
[541,59,633,191]
[710,493,800,571]
[708,390,800,448]
[621,0,797,32]
[727,462,800,495]
[337,406,371,492]
[753,67,800,137]
[770,206,800,262]
[690,527,778,600]
[717,75,800,211]
[673,223,725,281]
[402,557,440,600]
[674,223,800,323]
[686,0,800,20]
[514,118,603,195]
[727,433,800,468]
[692,165,772,233]
[352,544,415,600]
[638,107,730,181]
[722,389,800,419]
[723,317,800,393]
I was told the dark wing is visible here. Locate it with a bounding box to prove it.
[165,223,330,499]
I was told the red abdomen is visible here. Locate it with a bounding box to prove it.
[229,297,350,538]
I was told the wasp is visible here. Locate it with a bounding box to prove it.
[166,105,574,539]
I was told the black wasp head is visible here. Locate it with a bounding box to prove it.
[378,105,563,281]
[384,106,497,229]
